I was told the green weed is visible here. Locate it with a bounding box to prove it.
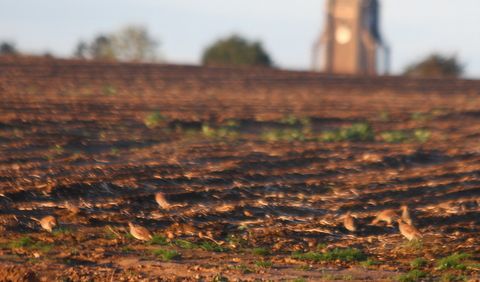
[380,131,409,143]
[292,247,366,262]
[149,235,169,246]
[144,112,166,129]
[254,260,273,268]
[252,247,270,257]
[436,253,471,271]
[152,249,181,261]
[410,257,428,269]
[397,269,428,282]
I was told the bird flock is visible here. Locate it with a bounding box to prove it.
[344,205,423,241]
[32,191,423,244]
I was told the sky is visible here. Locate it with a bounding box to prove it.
[0,0,479,77]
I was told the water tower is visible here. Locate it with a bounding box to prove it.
[312,0,389,75]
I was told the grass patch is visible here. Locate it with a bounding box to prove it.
[52,227,74,236]
[320,123,374,142]
[120,246,134,254]
[411,112,431,122]
[413,129,431,143]
[149,235,169,246]
[172,239,198,249]
[397,270,427,282]
[262,128,309,142]
[103,226,120,240]
[152,249,181,261]
[380,131,409,143]
[144,112,166,129]
[229,264,253,274]
[360,258,381,268]
[292,247,366,262]
[440,273,467,282]
[410,257,428,269]
[9,237,53,253]
[199,241,227,252]
[202,120,240,139]
[252,247,270,257]
[436,253,471,271]
[403,239,424,252]
[254,260,273,268]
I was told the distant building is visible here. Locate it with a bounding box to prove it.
[312,0,389,75]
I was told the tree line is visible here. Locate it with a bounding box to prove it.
[0,25,463,78]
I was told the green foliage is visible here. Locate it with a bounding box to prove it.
[152,249,181,261]
[252,247,270,257]
[261,128,308,142]
[291,248,366,262]
[397,270,428,282]
[202,34,272,67]
[436,253,471,271]
[199,241,227,252]
[9,237,53,253]
[402,240,424,253]
[173,239,198,249]
[144,112,166,129]
[52,227,74,236]
[202,120,239,139]
[320,123,374,142]
[413,129,431,143]
[380,131,409,143]
[10,237,35,248]
[404,53,463,78]
[379,128,432,143]
[254,260,273,268]
[229,264,253,274]
[411,112,431,122]
[360,258,381,268]
[440,273,467,282]
[410,257,428,269]
[149,235,169,246]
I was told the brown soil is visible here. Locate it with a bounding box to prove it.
[0,58,478,281]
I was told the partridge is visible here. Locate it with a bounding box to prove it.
[128,222,153,241]
[401,205,413,225]
[39,216,57,232]
[397,219,422,241]
[371,209,398,225]
[155,192,171,210]
[343,212,357,232]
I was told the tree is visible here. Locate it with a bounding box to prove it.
[202,35,273,67]
[403,53,463,78]
[0,42,18,56]
[111,26,158,62]
[73,25,159,62]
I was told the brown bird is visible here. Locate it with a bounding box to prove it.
[39,216,57,232]
[343,212,357,232]
[128,222,153,241]
[155,192,171,210]
[397,219,422,241]
[401,205,413,225]
[371,209,398,225]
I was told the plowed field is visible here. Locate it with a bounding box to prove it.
[0,58,479,281]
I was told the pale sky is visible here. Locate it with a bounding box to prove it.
[1,0,479,77]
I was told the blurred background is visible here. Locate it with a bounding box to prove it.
[0,0,479,77]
